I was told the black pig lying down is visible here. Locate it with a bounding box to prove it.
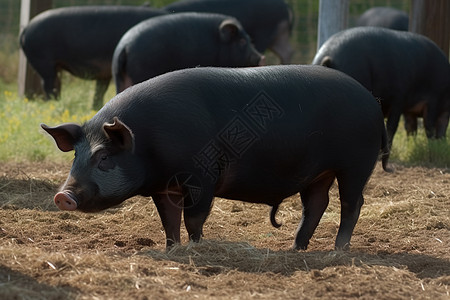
[42,65,389,251]
[20,6,166,109]
[313,27,450,147]
[112,12,264,93]
[163,0,294,64]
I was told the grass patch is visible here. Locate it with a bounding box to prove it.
[0,71,448,168]
[0,76,104,162]
[390,120,450,168]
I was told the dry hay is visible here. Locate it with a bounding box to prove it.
[0,161,449,299]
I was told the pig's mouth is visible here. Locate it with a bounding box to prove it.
[54,189,130,213]
[54,190,79,211]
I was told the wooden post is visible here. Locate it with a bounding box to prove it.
[410,0,450,58]
[317,0,349,51]
[18,0,53,99]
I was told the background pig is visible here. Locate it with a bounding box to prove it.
[112,12,264,93]
[42,65,389,251]
[20,6,166,109]
[312,27,450,146]
[356,7,409,31]
[163,0,293,64]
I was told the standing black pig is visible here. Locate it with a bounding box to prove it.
[112,12,264,93]
[356,7,409,31]
[42,65,389,251]
[312,27,450,146]
[20,6,166,109]
[163,0,293,64]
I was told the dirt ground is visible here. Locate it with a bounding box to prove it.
[0,161,449,299]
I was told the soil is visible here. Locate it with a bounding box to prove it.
[0,161,449,299]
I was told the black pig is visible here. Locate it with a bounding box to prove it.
[112,12,264,93]
[20,6,166,109]
[163,0,293,64]
[356,7,409,31]
[42,65,389,251]
[313,27,450,146]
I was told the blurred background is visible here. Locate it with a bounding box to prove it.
[0,0,410,85]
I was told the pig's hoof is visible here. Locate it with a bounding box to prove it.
[334,242,350,251]
[293,242,308,251]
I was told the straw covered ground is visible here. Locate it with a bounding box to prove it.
[0,161,449,299]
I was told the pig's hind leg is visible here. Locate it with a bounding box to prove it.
[334,171,369,250]
[293,172,336,250]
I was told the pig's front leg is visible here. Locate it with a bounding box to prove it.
[152,193,182,250]
[183,184,215,243]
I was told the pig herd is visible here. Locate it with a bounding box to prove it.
[18,0,449,251]
[20,1,292,108]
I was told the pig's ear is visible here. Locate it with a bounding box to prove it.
[103,117,134,152]
[320,56,333,68]
[40,123,82,152]
[219,19,239,43]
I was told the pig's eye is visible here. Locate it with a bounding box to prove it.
[96,152,115,171]
[239,38,247,47]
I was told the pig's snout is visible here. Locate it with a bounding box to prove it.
[54,191,78,211]
[258,55,266,66]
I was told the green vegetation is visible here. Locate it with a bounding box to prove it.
[0,75,448,167]
[0,0,447,168]
[390,123,450,168]
[0,77,100,162]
